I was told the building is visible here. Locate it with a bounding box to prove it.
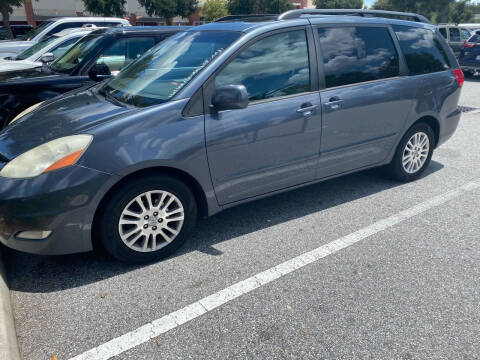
[5,0,315,27]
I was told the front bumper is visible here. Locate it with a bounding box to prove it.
[0,165,117,255]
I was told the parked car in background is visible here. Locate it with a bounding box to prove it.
[0,10,463,264]
[438,24,474,56]
[0,26,185,128]
[0,17,130,58]
[0,27,99,72]
[0,25,33,40]
[459,32,480,75]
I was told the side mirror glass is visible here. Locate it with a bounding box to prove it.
[40,52,55,63]
[88,63,112,82]
[211,85,248,112]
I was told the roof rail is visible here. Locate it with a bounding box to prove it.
[215,14,278,22]
[278,9,430,24]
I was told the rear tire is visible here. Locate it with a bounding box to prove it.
[387,123,435,182]
[97,175,197,264]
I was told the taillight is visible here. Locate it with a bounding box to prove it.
[453,68,464,87]
[463,40,475,48]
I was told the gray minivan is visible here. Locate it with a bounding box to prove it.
[0,10,463,264]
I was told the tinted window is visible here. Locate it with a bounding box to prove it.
[439,27,447,38]
[449,27,461,42]
[96,37,156,74]
[50,34,104,73]
[50,36,82,59]
[393,25,450,75]
[317,27,399,88]
[216,30,310,102]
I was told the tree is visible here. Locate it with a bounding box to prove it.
[202,0,228,22]
[83,0,127,17]
[227,0,294,15]
[314,0,363,9]
[0,0,23,39]
[449,0,474,23]
[139,0,198,24]
[372,0,453,22]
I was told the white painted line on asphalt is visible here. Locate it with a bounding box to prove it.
[70,178,480,360]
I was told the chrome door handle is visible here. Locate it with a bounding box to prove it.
[297,104,318,117]
[324,96,343,110]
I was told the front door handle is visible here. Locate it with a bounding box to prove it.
[297,103,318,117]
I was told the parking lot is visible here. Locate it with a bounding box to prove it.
[4,78,480,360]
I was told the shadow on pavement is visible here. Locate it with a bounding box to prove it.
[4,161,444,293]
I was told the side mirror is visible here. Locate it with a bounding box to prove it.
[40,52,55,63]
[211,85,248,112]
[88,63,112,82]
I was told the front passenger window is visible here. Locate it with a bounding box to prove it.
[215,30,310,102]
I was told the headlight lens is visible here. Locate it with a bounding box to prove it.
[10,101,44,125]
[0,135,93,179]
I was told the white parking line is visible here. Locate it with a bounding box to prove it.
[70,178,480,360]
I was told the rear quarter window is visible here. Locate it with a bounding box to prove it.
[393,25,451,76]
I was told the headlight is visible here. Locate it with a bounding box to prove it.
[0,135,93,179]
[10,101,44,125]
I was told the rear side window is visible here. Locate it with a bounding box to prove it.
[393,25,450,75]
[215,30,310,102]
[317,26,400,88]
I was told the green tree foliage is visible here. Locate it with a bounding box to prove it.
[202,0,229,21]
[227,0,294,15]
[0,0,24,38]
[139,0,198,24]
[449,0,474,23]
[83,0,127,17]
[314,0,363,9]
[371,0,476,23]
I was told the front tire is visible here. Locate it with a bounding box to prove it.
[98,175,197,264]
[387,123,435,182]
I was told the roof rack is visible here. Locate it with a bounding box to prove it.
[278,9,430,24]
[215,14,278,22]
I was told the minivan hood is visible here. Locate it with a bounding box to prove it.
[0,87,135,159]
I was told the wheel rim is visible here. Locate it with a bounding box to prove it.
[402,132,430,174]
[118,190,185,253]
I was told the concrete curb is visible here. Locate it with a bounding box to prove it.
[0,250,20,360]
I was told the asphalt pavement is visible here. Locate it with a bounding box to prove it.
[5,78,480,360]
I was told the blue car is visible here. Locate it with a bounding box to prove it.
[0,9,463,264]
[459,32,480,75]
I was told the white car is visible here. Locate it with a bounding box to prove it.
[0,17,130,58]
[0,28,98,72]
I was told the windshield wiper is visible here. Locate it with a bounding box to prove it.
[98,87,126,107]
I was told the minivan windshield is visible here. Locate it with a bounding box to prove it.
[100,31,241,107]
[50,34,104,73]
[15,35,57,60]
[24,21,53,41]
